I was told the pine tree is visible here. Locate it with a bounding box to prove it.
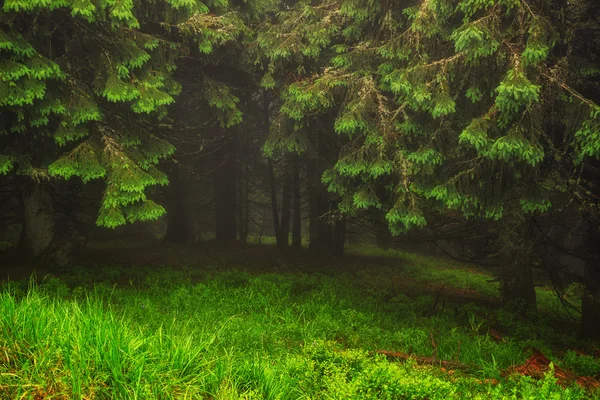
[258,0,600,310]
[0,0,273,247]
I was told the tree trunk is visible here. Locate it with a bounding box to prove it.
[580,221,600,340]
[279,159,292,249]
[500,258,537,311]
[498,209,537,314]
[20,180,55,257]
[333,218,346,253]
[268,158,282,245]
[306,157,345,255]
[580,263,600,340]
[307,157,320,250]
[292,155,302,249]
[237,144,250,244]
[215,140,237,242]
[163,164,195,245]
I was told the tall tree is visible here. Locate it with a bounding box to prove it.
[0,0,252,255]
[258,0,600,312]
[291,154,302,249]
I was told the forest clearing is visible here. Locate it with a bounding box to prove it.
[1,242,600,399]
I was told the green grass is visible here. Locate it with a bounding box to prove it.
[0,246,598,399]
[246,234,309,248]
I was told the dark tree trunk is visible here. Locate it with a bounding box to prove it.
[333,218,346,252]
[163,164,195,245]
[306,157,345,255]
[292,155,302,249]
[580,221,600,340]
[20,179,55,257]
[268,158,282,245]
[307,157,320,250]
[279,159,292,249]
[237,143,250,244]
[17,179,87,266]
[500,258,537,310]
[580,263,600,340]
[498,209,537,314]
[243,164,249,243]
[215,139,237,242]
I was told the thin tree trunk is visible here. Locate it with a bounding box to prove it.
[243,161,250,242]
[307,157,320,250]
[580,221,600,340]
[268,158,282,245]
[163,164,195,245]
[215,139,237,242]
[580,263,600,340]
[239,155,250,244]
[292,154,302,249]
[237,146,246,244]
[279,159,292,249]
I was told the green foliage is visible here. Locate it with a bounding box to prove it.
[562,351,600,377]
[258,0,599,236]
[495,69,541,123]
[203,78,243,127]
[488,134,544,166]
[0,155,14,175]
[574,106,600,163]
[386,206,428,233]
[0,0,261,229]
[0,246,595,399]
[451,23,499,61]
[520,198,552,214]
[459,117,493,153]
[47,143,106,182]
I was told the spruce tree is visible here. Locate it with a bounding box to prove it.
[258,0,600,311]
[0,0,272,254]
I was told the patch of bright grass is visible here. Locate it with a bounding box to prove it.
[1,263,596,399]
[350,245,580,318]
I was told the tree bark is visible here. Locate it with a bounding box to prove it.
[580,221,600,340]
[500,257,537,311]
[498,209,537,314]
[20,179,55,257]
[292,154,302,249]
[215,139,237,242]
[279,159,292,248]
[580,266,600,340]
[237,143,250,244]
[163,164,195,245]
[307,157,320,250]
[268,158,282,245]
[306,157,345,255]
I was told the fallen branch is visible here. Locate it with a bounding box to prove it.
[502,348,600,390]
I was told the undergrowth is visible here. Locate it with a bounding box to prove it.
[0,246,597,399]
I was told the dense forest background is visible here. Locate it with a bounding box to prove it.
[1,0,600,350]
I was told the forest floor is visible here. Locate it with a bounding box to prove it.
[1,240,600,399]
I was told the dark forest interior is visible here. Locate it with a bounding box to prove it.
[1,0,600,398]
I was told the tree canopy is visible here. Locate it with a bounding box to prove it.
[0,0,274,228]
[258,0,600,234]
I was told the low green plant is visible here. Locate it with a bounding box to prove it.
[563,350,600,377]
[0,248,597,399]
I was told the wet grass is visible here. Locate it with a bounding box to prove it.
[0,244,598,399]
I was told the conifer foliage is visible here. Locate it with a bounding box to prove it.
[0,0,251,228]
[258,0,600,234]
